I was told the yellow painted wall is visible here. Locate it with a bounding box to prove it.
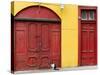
[11,1,78,68]
[61,5,78,68]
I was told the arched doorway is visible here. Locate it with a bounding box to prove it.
[13,6,61,71]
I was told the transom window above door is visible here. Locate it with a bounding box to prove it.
[81,10,96,20]
[81,10,87,20]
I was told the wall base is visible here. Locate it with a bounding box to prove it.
[13,66,97,74]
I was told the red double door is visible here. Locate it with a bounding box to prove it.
[81,21,97,66]
[14,21,61,71]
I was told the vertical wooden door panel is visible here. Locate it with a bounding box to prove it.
[50,24,61,67]
[14,22,27,71]
[80,23,96,66]
[89,23,95,53]
[27,22,40,69]
[41,24,49,51]
[81,30,88,52]
[89,31,95,52]
[39,23,50,69]
[28,23,37,52]
[16,31,26,53]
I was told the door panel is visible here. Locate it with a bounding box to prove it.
[39,55,50,69]
[14,22,61,71]
[14,22,27,71]
[27,57,38,67]
[81,23,96,66]
[16,31,26,53]
[28,23,37,52]
[27,22,40,69]
[81,30,88,53]
[41,24,50,51]
[27,54,39,69]
[40,23,50,69]
[27,22,51,69]
[50,24,61,67]
[89,24,95,52]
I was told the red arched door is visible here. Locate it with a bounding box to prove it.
[12,6,61,71]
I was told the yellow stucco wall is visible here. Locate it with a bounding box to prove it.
[61,5,78,68]
[11,1,78,68]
